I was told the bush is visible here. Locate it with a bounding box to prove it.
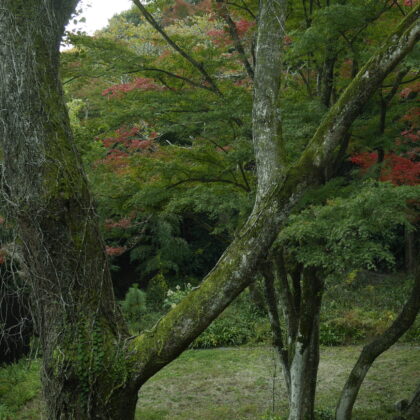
[191,291,271,349]
[161,285,271,348]
[146,273,169,310]
[121,283,147,331]
[314,408,335,420]
[320,273,420,345]
[192,315,253,348]
[320,308,407,346]
[319,322,347,346]
[163,283,193,310]
[0,359,40,418]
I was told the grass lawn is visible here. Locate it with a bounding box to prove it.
[9,345,419,420]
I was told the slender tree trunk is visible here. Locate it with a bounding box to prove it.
[288,269,323,420]
[404,384,420,420]
[335,259,420,420]
[405,227,415,273]
[320,50,336,108]
[262,265,291,394]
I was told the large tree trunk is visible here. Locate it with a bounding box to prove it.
[335,257,420,420]
[0,0,418,418]
[0,1,138,418]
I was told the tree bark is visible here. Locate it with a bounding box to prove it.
[0,1,138,417]
[252,0,287,205]
[335,257,420,420]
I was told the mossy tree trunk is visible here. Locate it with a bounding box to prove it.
[0,1,138,418]
[0,1,418,419]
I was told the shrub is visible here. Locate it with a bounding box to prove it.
[319,322,346,346]
[161,285,271,348]
[121,283,147,331]
[320,308,405,345]
[192,315,253,348]
[146,273,169,310]
[192,291,271,348]
[163,283,193,310]
[0,359,40,417]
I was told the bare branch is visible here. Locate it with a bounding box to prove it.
[166,177,250,192]
[132,0,223,96]
[226,1,257,20]
[218,1,254,79]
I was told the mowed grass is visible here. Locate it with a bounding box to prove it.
[12,345,420,420]
[137,345,420,420]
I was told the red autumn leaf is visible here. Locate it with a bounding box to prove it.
[351,152,420,185]
[105,246,127,257]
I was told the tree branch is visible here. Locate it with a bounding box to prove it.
[166,177,250,192]
[124,66,217,92]
[218,1,254,80]
[238,163,251,192]
[383,66,411,103]
[226,1,257,20]
[132,0,223,96]
[301,5,419,173]
[382,72,419,87]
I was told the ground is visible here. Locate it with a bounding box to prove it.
[8,345,419,420]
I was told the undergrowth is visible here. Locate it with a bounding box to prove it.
[0,359,40,419]
[122,271,419,348]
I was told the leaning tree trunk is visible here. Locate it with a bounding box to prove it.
[0,0,418,418]
[0,1,139,418]
[335,256,420,420]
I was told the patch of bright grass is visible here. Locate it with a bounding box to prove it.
[0,359,41,420]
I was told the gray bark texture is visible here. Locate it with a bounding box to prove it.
[0,0,418,418]
[0,1,137,418]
